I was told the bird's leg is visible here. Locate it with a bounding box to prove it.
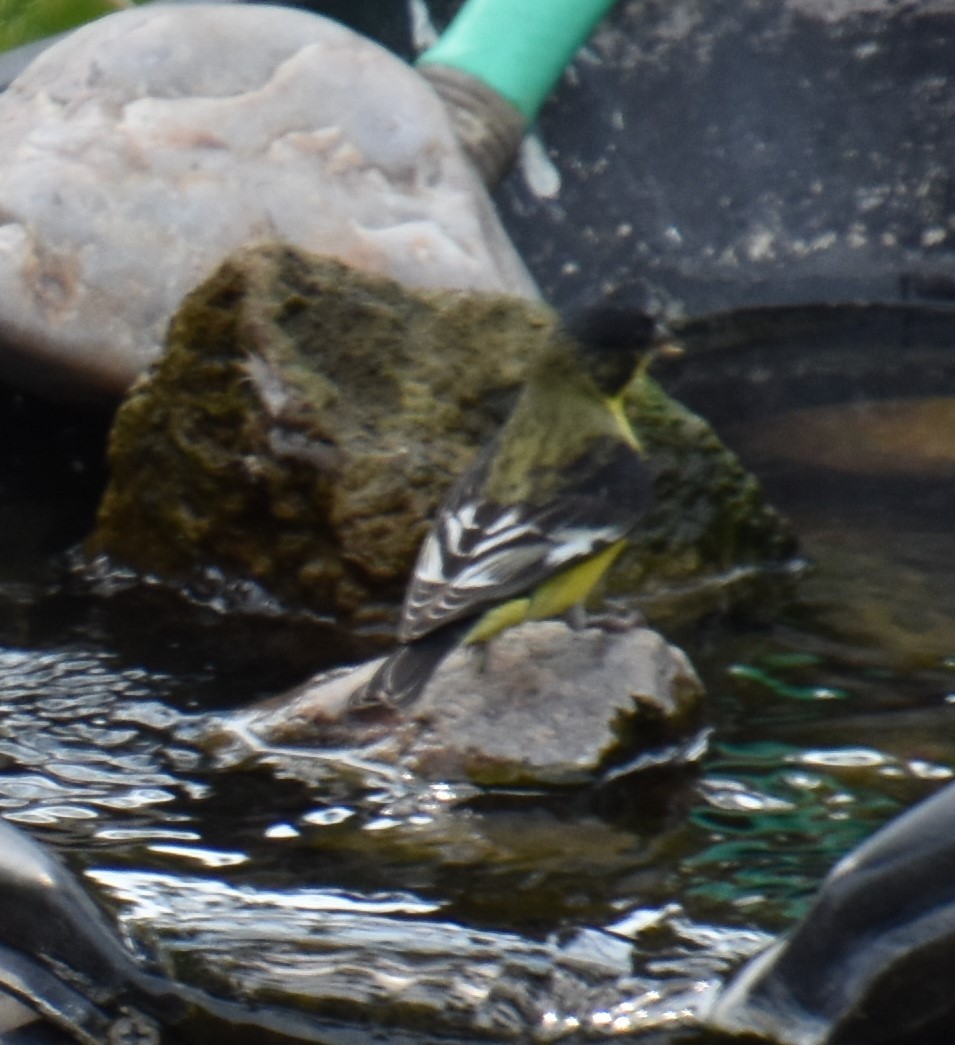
[565,602,589,631]
[468,641,491,675]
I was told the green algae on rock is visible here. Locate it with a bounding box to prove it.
[617,376,798,601]
[88,243,795,630]
[88,245,546,628]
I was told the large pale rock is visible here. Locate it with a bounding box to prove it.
[0,3,537,399]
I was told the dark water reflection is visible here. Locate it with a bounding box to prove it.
[1,382,954,1040]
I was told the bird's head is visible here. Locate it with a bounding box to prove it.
[557,304,679,397]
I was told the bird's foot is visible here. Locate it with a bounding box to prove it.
[566,605,646,633]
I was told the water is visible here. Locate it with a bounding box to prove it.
[1,369,954,1041]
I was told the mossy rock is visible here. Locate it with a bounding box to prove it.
[617,375,797,598]
[88,243,795,632]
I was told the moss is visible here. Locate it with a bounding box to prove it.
[88,242,795,632]
[89,246,548,627]
[617,375,797,592]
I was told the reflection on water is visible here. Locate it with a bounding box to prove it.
[1,384,954,1040]
[88,867,716,1039]
[0,646,203,828]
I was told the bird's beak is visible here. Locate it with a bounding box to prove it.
[632,337,683,382]
[634,337,683,382]
[655,338,684,359]
[644,338,684,373]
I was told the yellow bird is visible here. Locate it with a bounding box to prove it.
[349,305,670,711]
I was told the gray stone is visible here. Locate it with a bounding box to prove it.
[0,3,536,399]
[215,622,706,787]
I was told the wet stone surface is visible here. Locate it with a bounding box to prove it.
[213,622,707,788]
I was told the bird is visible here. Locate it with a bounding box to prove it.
[347,304,672,713]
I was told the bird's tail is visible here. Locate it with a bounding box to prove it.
[346,622,468,714]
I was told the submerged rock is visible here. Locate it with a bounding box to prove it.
[0,818,390,1042]
[0,816,172,1043]
[87,244,796,631]
[0,2,535,400]
[213,621,706,786]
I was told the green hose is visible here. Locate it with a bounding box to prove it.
[418,0,619,123]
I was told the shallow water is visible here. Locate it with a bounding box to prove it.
[1,380,954,1042]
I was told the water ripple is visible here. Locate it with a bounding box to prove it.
[86,869,716,1039]
[0,643,200,832]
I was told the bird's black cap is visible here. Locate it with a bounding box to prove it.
[560,303,658,347]
[558,303,665,396]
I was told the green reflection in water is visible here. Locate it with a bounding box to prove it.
[686,728,923,926]
[727,662,849,701]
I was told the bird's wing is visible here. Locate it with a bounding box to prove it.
[399,444,651,642]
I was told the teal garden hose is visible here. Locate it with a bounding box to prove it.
[417,0,619,184]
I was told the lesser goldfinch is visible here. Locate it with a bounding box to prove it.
[348,305,669,712]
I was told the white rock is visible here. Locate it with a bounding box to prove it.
[0,3,537,399]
